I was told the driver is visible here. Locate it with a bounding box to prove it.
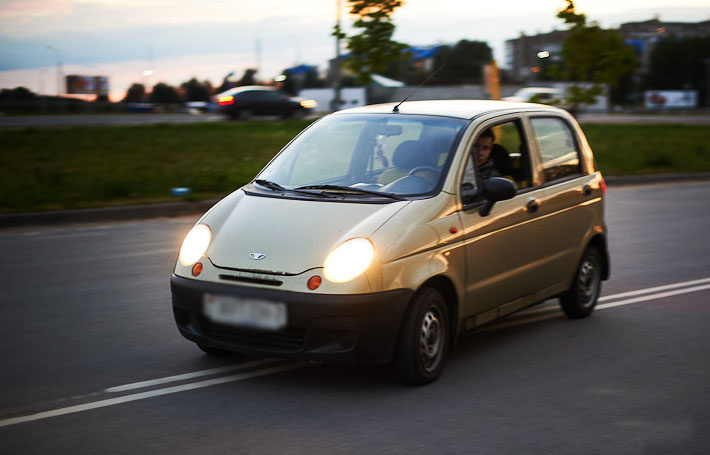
[472,129,501,181]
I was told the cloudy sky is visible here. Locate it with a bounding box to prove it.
[1,0,709,100]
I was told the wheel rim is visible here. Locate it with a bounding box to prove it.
[577,256,600,308]
[419,307,444,373]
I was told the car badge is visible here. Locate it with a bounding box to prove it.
[250,253,266,260]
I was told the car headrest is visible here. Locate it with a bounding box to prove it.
[392,140,432,170]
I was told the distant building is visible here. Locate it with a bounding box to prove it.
[505,18,710,82]
[620,19,710,73]
[505,30,566,82]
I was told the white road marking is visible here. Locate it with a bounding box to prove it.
[477,280,710,332]
[0,362,311,428]
[104,358,280,393]
[598,277,710,302]
[2,277,709,428]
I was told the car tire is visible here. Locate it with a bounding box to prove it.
[290,108,307,119]
[197,343,232,356]
[394,287,450,385]
[559,246,602,318]
[236,108,253,121]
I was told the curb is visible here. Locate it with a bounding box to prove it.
[0,200,219,229]
[2,173,709,229]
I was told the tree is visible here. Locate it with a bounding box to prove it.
[646,36,710,106]
[0,86,37,100]
[334,0,409,85]
[551,0,638,108]
[123,83,146,102]
[180,78,212,101]
[237,69,257,86]
[432,40,493,84]
[149,82,179,104]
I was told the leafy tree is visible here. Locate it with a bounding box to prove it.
[123,83,146,102]
[551,0,637,108]
[180,78,212,101]
[646,36,710,106]
[432,40,493,84]
[334,0,409,85]
[237,69,257,86]
[0,86,37,100]
[149,82,179,104]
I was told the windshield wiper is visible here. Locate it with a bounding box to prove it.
[253,179,337,198]
[254,179,288,191]
[295,184,405,200]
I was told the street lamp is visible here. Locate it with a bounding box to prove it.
[46,45,64,96]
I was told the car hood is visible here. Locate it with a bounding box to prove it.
[202,190,409,275]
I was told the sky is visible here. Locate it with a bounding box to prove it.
[1,0,709,100]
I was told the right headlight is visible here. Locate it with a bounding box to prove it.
[323,238,374,283]
[179,224,211,266]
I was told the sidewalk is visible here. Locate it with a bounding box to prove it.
[1,173,709,229]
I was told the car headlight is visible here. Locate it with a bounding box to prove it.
[179,224,211,266]
[323,238,374,283]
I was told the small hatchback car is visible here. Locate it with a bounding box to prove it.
[171,100,609,384]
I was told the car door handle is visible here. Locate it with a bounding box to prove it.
[583,184,592,196]
[525,198,541,213]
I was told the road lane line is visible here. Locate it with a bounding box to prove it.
[515,277,710,318]
[477,282,710,332]
[597,284,710,310]
[104,358,280,393]
[0,362,311,428]
[598,277,710,302]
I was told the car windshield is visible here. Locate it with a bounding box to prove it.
[255,113,467,198]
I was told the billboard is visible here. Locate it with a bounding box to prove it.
[66,75,109,95]
[644,90,698,108]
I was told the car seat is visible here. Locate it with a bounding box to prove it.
[377,140,436,185]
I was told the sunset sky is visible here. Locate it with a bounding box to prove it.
[1,0,709,100]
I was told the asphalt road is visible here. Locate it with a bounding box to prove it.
[2,113,710,128]
[1,182,709,454]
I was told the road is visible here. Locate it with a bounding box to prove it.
[1,182,709,454]
[0,113,224,128]
[2,113,710,128]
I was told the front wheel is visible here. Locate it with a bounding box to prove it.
[394,288,450,385]
[559,246,602,318]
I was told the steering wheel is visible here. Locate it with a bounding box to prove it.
[408,166,440,178]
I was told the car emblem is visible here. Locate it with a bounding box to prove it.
[249,253,266,260]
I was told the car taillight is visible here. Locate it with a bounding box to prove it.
[218,96,234,105]
[600,177,607,195]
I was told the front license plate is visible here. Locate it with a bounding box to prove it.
[203,294,287,330]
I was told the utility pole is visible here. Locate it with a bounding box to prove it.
[332,0,343,111]
[46,45,63,96]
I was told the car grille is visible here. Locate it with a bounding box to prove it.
[201,319,305,352]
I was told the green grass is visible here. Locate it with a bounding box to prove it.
[580,123,710,176]
[1,121,708,213]
[0,120,312,213]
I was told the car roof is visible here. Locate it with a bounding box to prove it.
[333,99,564,120]
[218,85,275,96]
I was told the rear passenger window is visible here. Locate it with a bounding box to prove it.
[531,117,581,183]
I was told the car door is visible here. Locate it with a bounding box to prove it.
[524,114,600,291]
[458,117,553,327]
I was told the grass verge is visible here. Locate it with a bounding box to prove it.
[1,121,708,213]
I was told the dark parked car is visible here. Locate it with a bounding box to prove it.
[215,85,316,120]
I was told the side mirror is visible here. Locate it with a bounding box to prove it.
[478,177,516,217]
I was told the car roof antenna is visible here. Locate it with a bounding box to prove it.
[392,64,446,113]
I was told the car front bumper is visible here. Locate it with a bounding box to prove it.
[170,275,413,364]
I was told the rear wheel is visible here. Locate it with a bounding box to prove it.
[394,288,450,385]
[559,246,602,318]
[236,108,253,121]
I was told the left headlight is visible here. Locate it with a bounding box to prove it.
[323,238,374,283]
[300,99,317,109]
[179,224,211,266]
